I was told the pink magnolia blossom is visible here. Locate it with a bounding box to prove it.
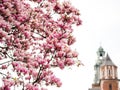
[1,85,10,90]
[26,83,34,90]
[68,35,76,45]
[65,58,75,66]
[24,31,31,38]
[57,60,65,69]
[56,80,62,87]
[1,65,7,69]
[57,51,65,57]
[25,75,31,80]
[72,51,79,57]
[0,0,82,89]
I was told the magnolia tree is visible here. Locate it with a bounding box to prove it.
[0,0,82,90]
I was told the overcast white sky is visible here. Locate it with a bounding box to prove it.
[48,0,120,90]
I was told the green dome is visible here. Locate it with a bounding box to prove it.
[97,46,105,57]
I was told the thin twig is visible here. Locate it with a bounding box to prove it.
[0,72,7,77]
[0,60,14,65]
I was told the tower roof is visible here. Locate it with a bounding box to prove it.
[101,54,116,67]
[97,46,105,57]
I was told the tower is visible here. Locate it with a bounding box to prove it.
[100,54,119,90]
[89,47,119,90]
[93,47,105,84]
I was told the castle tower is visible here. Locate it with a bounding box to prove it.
[89,47,119,90]
[100,54,119,90]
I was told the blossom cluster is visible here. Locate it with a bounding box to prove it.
[0,0,82,90]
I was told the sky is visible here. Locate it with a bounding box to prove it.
[48,0,120,90]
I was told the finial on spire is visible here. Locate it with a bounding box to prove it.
[100,42,102,46]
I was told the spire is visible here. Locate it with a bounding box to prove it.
[101,54,116,66]
[106,54,111,61]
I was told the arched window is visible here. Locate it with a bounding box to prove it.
[109,84,112,90]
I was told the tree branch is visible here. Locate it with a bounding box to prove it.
[0,60,13,65]
[0,72,7,77]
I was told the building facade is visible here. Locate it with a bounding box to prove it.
[89,47,119,90]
